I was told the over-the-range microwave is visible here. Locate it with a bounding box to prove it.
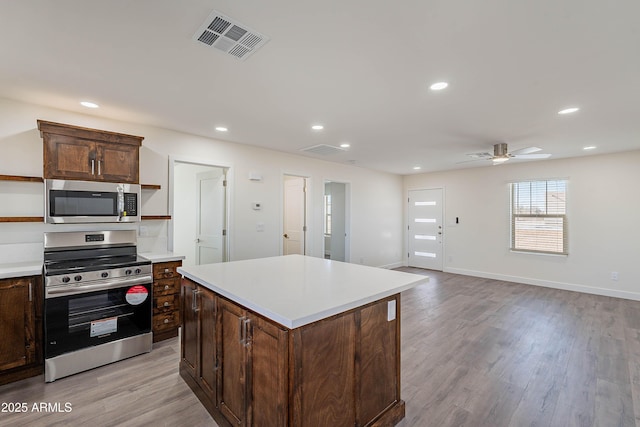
[45,179,141,224]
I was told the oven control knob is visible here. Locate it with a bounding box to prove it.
[62,276,70,283]
[74,275,82,282]
[125,269,132,276]
[101,272,109,278]
[135,268,142,274]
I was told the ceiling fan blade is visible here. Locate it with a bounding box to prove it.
[456,158,484,164]
[512,153,551,159]
[510,146,542,155]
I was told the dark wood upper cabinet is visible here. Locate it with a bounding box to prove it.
[38,120,143,183]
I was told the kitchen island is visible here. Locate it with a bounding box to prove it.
[177,255,427,427]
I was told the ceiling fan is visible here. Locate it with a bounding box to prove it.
[465,143,551,164]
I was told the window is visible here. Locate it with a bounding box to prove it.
[510,179,567,255]
[324,194,332,235]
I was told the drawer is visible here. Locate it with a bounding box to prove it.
[153,311,179,331]
[153,261,182,279]
[154,294,179,313]
[154,278,180,296]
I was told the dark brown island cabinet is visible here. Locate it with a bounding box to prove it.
[0,275,43,386]
[178,255,426,427]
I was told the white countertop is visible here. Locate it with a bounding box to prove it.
[139,252,185,263]
[178,255,428,329]
[0,261,43,279]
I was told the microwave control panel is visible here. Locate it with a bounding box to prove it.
[124,193,138,216]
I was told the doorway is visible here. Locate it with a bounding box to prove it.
[323,181,350,262]
[407,188,444,270]
[172,161,228,266]
[282,175,307,255]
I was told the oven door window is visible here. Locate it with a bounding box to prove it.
[45,284,151,358]
[50,190,118,217]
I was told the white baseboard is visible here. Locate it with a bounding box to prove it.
[444,267,640,301]
[379,261,405,270]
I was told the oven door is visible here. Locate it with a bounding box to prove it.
[45,282,152,358]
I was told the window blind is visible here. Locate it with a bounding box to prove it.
[511,180,567,255]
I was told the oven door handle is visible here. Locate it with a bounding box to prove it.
[45,275,153,298]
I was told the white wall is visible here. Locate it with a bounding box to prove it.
[404,150,640,299]
[0,98,404,268]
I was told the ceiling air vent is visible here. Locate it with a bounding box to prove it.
[193,10,269,61]
[300,145,346,156]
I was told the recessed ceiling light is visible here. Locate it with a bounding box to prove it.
[80,101,99,108]
[430,82,448,91]
[340,143,350,148]
[311,125,324,131]
[558,107,579,115]
[413,166,422,170]
[215,126,228,132]
[583,146,596,150]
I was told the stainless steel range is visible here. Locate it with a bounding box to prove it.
[43,230,152,382]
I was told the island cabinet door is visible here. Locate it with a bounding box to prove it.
[217,298,250,426]
[181,280,199,378]
[199,286,217,400]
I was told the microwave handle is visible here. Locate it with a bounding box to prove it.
[117,186,125,217]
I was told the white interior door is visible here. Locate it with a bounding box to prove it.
[283,176,306,255]
[196,169,226,264]
[408,188,443,270]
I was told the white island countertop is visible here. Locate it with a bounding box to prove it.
[178,255,428,329]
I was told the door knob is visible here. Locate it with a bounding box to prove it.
[283,233,289,239]
[194,238,200,243]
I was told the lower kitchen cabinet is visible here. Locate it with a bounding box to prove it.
[0,275,43,385]
[180,279,288,427]
[152,260,182,342]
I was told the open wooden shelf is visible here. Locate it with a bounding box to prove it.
[0,175,44,183]
[1,175,166,221]
[141,184,161,190]
[0,217,44,223]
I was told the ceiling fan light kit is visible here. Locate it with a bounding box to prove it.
[465,143,551,164]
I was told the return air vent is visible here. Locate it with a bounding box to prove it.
[300,144,346,156]
[193,10,270,61]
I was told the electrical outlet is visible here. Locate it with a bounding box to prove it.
[611,271,619,281]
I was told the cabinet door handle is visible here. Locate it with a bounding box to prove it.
[239,316,247,344]
[192,288,199,312]
[163,301,170,307]
[98,160,102,176]
[28,282,32,302]
[243,318,251,347]
[91,159,95,175]
[164,285,170,290]
[164,318,169,324]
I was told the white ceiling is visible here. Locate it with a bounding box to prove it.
[1,0,639,175]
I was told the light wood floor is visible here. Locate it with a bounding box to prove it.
[1,269,639,426]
